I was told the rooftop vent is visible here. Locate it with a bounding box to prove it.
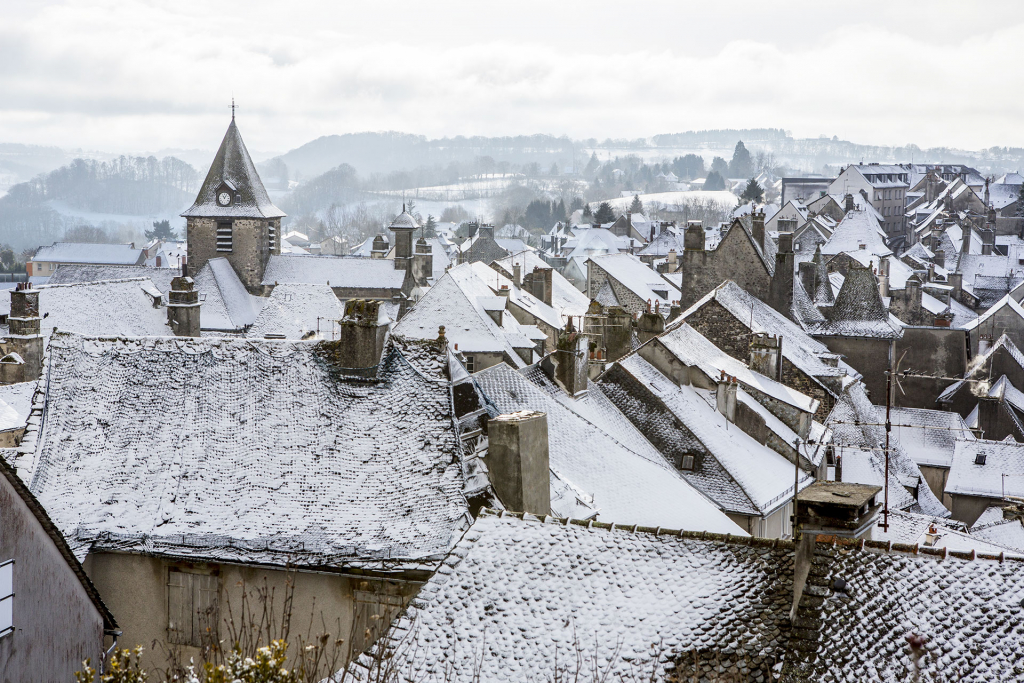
[975,452,987,465]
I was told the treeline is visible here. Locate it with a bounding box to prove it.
[651,128,790,147]
[0,155,197,251]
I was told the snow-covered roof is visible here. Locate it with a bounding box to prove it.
[246,283,344,340]
[813,266,903,339]
[603,354,813,516]
[194,258,262,331]
[20,334,468,571]
[962,294,1024,332]
[827,382,948,517]
[947,438,1024,500]
[971,508,1024,552]
[388,209,420,230]
[820,211,891,257]
[261,254,407,290]
[587,253,680,307]
[181,119,286,219]
[681,281,847,381]
[34,278,172,339]
[49,264,179,294]
[558,227,628,260]
[33,242,144,266]
[871,509,1019,557]
[492,251,589,321]
[875,407,976,468]
[0,381,36,433]
[474,364,741,533]
[349,510,1024,683]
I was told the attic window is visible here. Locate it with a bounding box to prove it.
[975,453,987,465]
[0,560,12,638]
[679,454,695,471]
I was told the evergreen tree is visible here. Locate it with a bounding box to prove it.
[1016,182,1024,218]
[584,152,600,175]
[728,141,753,178]
[553,198,567,223]
[145,219,177,241]
[710,156,729,177]
[703,171,727,191]
[594,202,617,225]
[424,214,438,238]
[740,178,764,204]
[672,154,705,179]
[582,203,593,219]
[629,194,644,215]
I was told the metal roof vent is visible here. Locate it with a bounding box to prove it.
[975,452,988,465]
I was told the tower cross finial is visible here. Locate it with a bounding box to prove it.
[231,98,237,120]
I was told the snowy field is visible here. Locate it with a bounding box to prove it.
[594,190,738,212]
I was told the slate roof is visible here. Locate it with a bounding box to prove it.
[49,264,180,293]
[637,227,686,256]
[246,283,344,339]
[34,278,172,339]
[601,354,813,516]
[827,382,949,517]
[875,407,976,468]
[871,509,1020,556]
[0,381,37,433]
[681,281,848,381]
[194,258,262,331]
[348,510,1024,683]
[813,266,903,339]
[820,210,891,257]
[946,438,1024,500]
[971,507,1024,552]
[473,363,740,533]
[19,334,469,571]
[180,119,285,219]
[261,254,407,290]
[32,242,144,266]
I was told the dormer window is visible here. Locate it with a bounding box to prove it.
[975,452,987,465]
[679,454,695,471]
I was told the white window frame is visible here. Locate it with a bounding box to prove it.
[0,559,13,638]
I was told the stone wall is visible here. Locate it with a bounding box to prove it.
[187,217,281,293]
[679,223,771,309]
[815,336,892,403]
[894,327,967,409]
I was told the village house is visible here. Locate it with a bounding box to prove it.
[586,252,681,317]
[945,438,1024,525]
[829,164,910,245]
[27,242,146,283]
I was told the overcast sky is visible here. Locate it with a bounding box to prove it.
[3,0,1024,155]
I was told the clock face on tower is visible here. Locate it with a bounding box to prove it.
[218,191,232,206]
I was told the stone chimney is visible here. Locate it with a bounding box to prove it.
[486,410,550,516]
[798,261,817,300]
[790,481,882,621]
[844,193,855,213]
[667,248,678,271]
[637,303,665,344]
[512,263,522,287]
[553,322,588,397]
[321,299,388,376]
[166,276,201,337]
[412,238,433,287]
[777,217,798,233]
[961,225,972,255]
[980,228,995,255]
[768,233,795,318]
[948,272,963,302]
[0,284,43,384]
[684,221,704,252]
[751,210,766,250]
[716,374,738,422]
[523,267,553,306]
[749,333,781,380]
[370,234,389,259]
[933,248,945,269]
[479,224,495,241]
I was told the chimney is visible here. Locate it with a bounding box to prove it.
[667,248,677,269]
[412,238,433,287]
[637,304,665,344]
[948,272,963,302]
[553,322,588,397]
[976,396,1000,439]
[844,193,855,213]
[479,224,495,241]
[749,333,780,379]
[751,210,766,250]
[486,410,550,516]
[768,233,795,318]
[933,248,945,269]
[467,221,479,239]
[961,226,972,255]
[512,263,522,287]
[156,255,162,268]
[523,267,553,307]
[370,234,389,259]
[602,305,633,362]
[799,261,817,300]
[905,274,923,320]
[790,481,882,621]
[166,276,202,337]
[716,374,737,422]
[684,221,704,251]
[323,299,388,376]
[980,228,995,255]
[181,255,189,278]
[0,284,43,384]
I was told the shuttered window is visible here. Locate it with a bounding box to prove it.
[0,560,12,638]
[350,580,406,656]
[168,569,218,647]
[216,221,233,253]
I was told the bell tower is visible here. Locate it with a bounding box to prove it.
[181,110,286,293]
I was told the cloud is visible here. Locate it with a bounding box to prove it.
[1,0,1023,153]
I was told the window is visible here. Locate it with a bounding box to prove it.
[679,454,695,470]
[351,580,406,656]
[0,560,12,638]
[975,453,987,465]
[167,569,218,647]
[216,221,233,253]
[464,355,475,373]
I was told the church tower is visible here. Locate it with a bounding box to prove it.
[181,111,285,293]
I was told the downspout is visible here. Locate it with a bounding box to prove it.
[100,629,122,675]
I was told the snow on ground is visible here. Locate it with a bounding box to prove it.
[593,190,738,212]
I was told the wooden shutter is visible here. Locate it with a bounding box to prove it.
[193,573,218,647]
[167,569,189,644]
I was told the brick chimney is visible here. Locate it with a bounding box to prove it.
[486,410,550,516]
[321,299,388,376]
[0,283,43,384]
[637,303,665,344]
[166,276,202,337]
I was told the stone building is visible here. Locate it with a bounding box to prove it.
[181,115,286,293]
